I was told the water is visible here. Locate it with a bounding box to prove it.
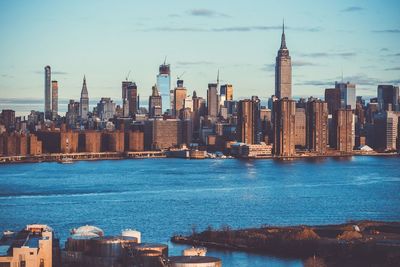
[0,156,399,266]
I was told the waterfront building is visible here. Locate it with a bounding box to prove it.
[79,76,89,121]
[236,98,261,144]
[174,79,187,118]
[157,62,171,114]
[36,130,79,154]
[144,119,182,150]
[101,131,124,152]
[127,130,144,151]
[51,80,58,120]
[148,85,162,118]
[207,83,219,118]
[273,98,296,156]
[44,65,52,120]
[275,22,292,99]
[79,131,101,153]
[29,133,42,155]
[294,108,306,148]
[231,142,272,158]
[127,83,138,116]
[332,108,353,153]
[306,99,328,154]
[378,85,399,111]
[0,224,56,267]
[220,84,233,101]
[325,88,341,115]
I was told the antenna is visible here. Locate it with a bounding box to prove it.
[125,70,131,81]
[164,56,167,65]
[217,69,220,84]
[177,71,186,80]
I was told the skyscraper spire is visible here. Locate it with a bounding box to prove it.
[280,19,287,50]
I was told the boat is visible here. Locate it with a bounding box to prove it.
[58,157,73,164]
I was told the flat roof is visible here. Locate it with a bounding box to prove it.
[0,245,10,256]
[169,256,221,263]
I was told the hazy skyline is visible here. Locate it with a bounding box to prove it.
[0,0,399,104]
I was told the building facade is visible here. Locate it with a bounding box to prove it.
[273,98,296,156]
[275,23,292,99]
[236,98,260,144]
[51,80,58,120]
[44,65,52,120]
[306,100,328,154]
[79,76,89,121]
[157,63,171,114]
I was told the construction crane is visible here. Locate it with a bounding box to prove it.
[177,71,186,80]
[125,70,131,81]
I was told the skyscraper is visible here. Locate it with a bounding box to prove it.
[149,84,162,118]
[44,65,51,120]
[207,83,218,117]
[336,81,356,110]
[157,62,171,114]
[273,98,296,156]
[332,108,353,153]
[237,98,261,144]
[127,83,138,116]
[51,80,58,120]
[220,84,233,101]
[324,88,341,115]
[79,76,89,121]
[275,22,292,99]
[174,79,187,118]
[377,85,399,111]
[306,99,328,154]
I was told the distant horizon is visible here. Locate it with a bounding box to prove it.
[1,0,399,102]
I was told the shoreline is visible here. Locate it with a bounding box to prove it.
[171,220,400,266]
[0,151,398,164]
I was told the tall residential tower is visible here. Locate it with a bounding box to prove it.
[44,65,52,120]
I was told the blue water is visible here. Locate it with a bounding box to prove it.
[1,156,399,266]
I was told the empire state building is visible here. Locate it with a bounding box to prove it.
[275,22,292,99]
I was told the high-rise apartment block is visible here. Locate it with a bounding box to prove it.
[236,98,260,144]
[332,108,353,153]
[306,99,328,154]
[44,65,52,120]
[273,98,296,156]
[51,80,58,120]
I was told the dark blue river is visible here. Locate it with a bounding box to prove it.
[1,156,399,266]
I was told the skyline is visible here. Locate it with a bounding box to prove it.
[0,0,399,103]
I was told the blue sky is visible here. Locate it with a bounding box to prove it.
[0,0,399,105]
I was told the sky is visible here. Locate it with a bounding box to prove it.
[0,0,399,107]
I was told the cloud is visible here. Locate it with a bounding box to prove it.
[385,67,400,71]
[372,29,400,33]
[340,6,364,12]
[261,64,275,72]
[295,74,399,87]
[142,25,322,33]
[392,53,400,56]
[176,61,214,66]
[299,52,356,58]
[380,48,389,52]
[188,8,229,18]
[292,60,317,67]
